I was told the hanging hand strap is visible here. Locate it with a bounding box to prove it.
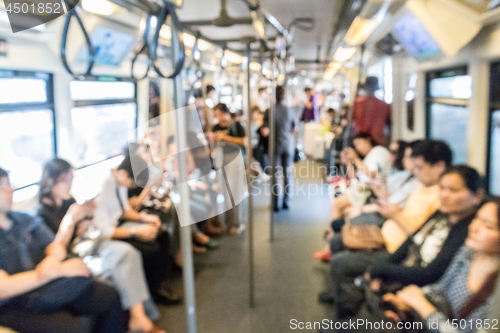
[60,8,95,77]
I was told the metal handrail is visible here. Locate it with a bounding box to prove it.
[60,8,95,77]
[150,2,186,79]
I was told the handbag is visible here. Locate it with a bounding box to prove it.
[294,147,304,163]
[342,216,385,251]
[69,225,104,258]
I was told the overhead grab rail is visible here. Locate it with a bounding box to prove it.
[131,14,153,80]
[149,2,186,79]
[60,7,95,77]
[60,1,185,80]
[287,18,315,44]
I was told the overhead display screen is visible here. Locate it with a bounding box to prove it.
[392,12,441,62]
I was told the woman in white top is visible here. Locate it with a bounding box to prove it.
[330,132,391,221]
[315,133,391,261]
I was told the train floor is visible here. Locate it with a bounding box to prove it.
[157,160,336,333]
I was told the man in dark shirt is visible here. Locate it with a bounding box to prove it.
[208,102,246,164]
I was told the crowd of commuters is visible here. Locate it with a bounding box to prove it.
[312,77,499,333]
[1,78,497,333]
[0,82,297,332]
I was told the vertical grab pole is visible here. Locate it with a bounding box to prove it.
[173,72,197,333]
[269,55,277,241]
[245,44,255,308]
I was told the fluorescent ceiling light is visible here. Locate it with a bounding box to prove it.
[160,26,171,39]
[251,11,265,39]
[323,68,338,81]
[323,62,342,80]
[225,51,243,64]
[82,0,123,16]
[181,33,211,51]
[334,47,356,62]
[249,62,261,71]
[198,39,211,51]
[344,17,380,45]
[344,0,392,45]
[183,33,196,48]
[160,29,211,51]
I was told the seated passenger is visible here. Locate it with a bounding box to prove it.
[329,140,453,253]
[164,135,220,255]
[37,158,164,333]
[374,140,420,208]
[329,132,391,224]
[382,199,500,333]
[0,168,126,333]
[325,165,484,319]
[92,155,180,306]
[320,140,420,258]
[381,140,452,253]
[368,166,484,287]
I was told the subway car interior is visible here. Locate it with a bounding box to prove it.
[2,0,500,332]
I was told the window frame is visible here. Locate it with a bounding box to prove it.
[70,75,139,168]
[425,66,470,164]
[486,61,500,195]
[0,69,56,190]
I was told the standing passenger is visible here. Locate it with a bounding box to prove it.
[208,103,246,234]
[352,76,391,146]
[272,86,295,211]
[301,87,319,123]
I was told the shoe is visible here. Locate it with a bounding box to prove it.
[336,307,357,320]
[313,251,331,263]
[229,226,239,235]
[273,206,280,212]
[203,238,220,250]
[282,203,289,210]
[152,288,182,306]
[318,291,335,304]
[236,224,246,234]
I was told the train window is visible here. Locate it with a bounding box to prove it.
[429,75,472,99]
[489,111,500,195]
[367,58,393,103]
[426,67,471,164]
[0,70,55,189]
[405,73,418,131]
[70,80,135,101]
[0,78,47,104]
[429,104,469,164]
[69,78,137,168]
[487,62,500,195]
